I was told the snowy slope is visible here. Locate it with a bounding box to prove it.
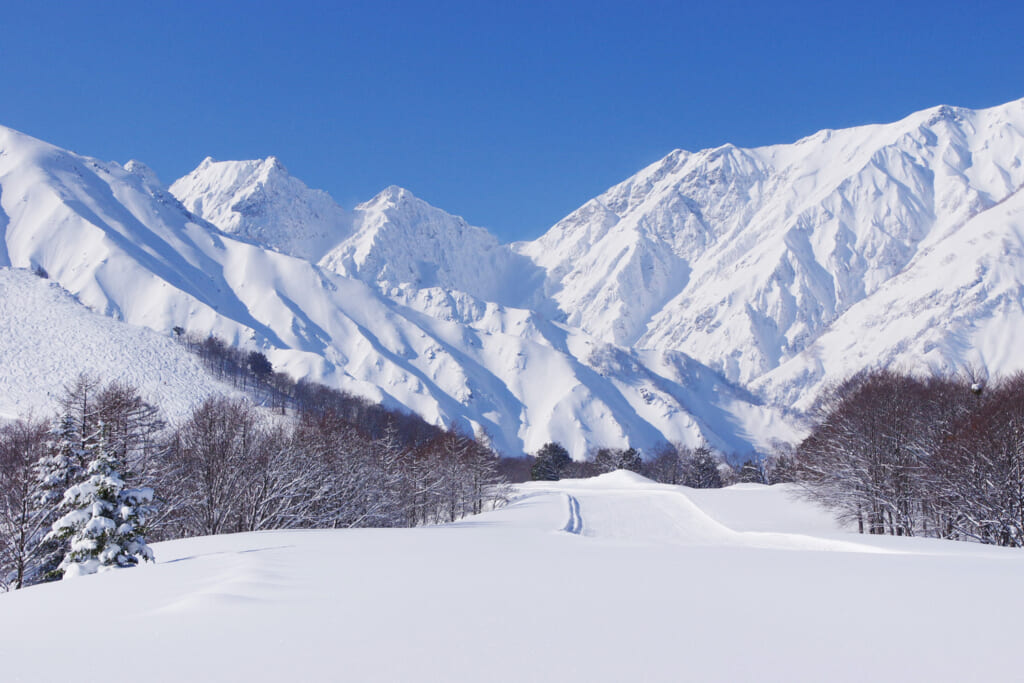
[518,99,1024,391]
[2,474,1022,682]
[0,124,787,456]
[753,183,1024,409]
[0,268,238,423]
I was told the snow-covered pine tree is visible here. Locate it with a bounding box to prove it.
[530,442,571,481]
[33,414,89,581]
[46,423,155,578]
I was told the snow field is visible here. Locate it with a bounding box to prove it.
[2,472,1022,682]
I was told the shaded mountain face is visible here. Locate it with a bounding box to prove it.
[0,124,788,458]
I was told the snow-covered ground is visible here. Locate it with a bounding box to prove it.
[2,472,1020,682]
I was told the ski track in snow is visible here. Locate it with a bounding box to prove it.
[562,493,583,535]
[550,472,893,554]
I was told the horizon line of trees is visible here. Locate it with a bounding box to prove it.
[527,439,795,488]
[26,332,1017,591]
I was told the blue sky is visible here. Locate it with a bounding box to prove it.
[4,0,1022,241]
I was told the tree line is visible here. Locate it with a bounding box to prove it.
[790,368,1024,546]
[527,440,794,487]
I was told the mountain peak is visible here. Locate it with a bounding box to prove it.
[123,159,163,187]
[526,96,1024,391]
[365,184,417,207]
[170,156,351,261]
[259,155,288,177]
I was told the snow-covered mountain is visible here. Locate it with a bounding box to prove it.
[6,97,1023,455]
[0,124,788,456]
[319,186,549,311]
[178,98,1024,415]
[518,98,1024,396]
[171,162,548,310]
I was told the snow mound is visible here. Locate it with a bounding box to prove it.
[569,469,656,488]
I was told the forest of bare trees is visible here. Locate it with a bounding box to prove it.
[0,363,510,590]
[792,369,1024,546]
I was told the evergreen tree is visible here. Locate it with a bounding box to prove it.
[530,442,571,481]
[593,446,643,474]
[684,445,723,488]
[33,414,88,581]
[618,447,643,473]
[46,424,155,578]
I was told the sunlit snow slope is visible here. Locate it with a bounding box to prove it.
[0,124,787,456]
[170,156,353,262]
[2,473,1021,682]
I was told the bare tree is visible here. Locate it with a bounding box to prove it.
[0,420,50,590]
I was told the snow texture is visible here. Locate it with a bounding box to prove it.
[0,269,239,423]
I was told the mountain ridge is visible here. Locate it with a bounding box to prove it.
[1,123,788,457]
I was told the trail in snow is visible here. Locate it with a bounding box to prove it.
[562,493,582,534]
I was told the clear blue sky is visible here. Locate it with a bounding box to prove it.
[4,0,1023,241]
